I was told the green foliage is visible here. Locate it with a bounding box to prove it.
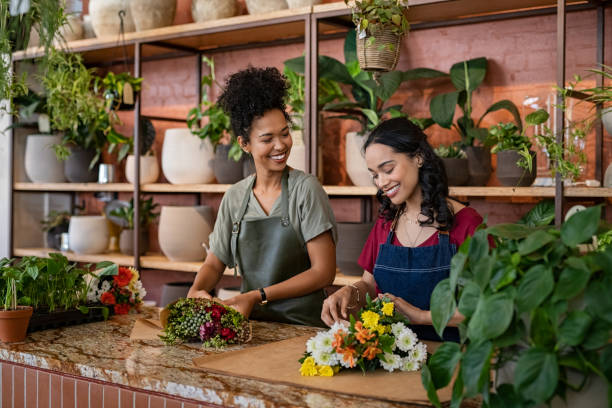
[109,196,159,230]
[434,143,466,159]
[40,210,70,232]
[425,206,612,407]
[345,0,410,38]
[517,201,555,227]
[101,71,143,110]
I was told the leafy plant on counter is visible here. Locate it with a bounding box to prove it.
[423,205,612,407]
[434,143,467,159]
[109,196,159,230]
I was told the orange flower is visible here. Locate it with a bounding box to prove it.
[362,340,381,360]
[332,330,346,353]
[100,292,116,305]
[114,267,133,287]
[354,321,375,344]
[340,346,357,368]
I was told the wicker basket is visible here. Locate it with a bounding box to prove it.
[356,27,402,72]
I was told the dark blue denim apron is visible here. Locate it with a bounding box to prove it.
[373,218,460,342]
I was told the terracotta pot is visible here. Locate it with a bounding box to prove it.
[191,0,238,22]
[24,134,65,183]
[130,0,177,31]
[119,229,149,256]
[125,155,160,184]
[245,0,287,15]
[89,0,135,38]
[441,158,469,186]
[214,144,244,184]
[345,131,372,186]
[64,146,98,183]
[68,216,110,255]
[0,306,33,343]
[464,146,492,186]
[158,206,214,262]
[287,129,306,172]
[161,128,215,184]
[496,150,537,187]
[602,107,612,136]
[286,0,321,8]
[336,222,374,276]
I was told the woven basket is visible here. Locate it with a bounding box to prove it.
[356,27,402,72]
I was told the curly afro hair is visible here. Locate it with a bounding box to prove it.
[218,66,290,143]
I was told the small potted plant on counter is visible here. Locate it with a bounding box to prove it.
[434,143,469,186]
[110,196,159,256]
[0,259,33,343]
[41,210,71,250]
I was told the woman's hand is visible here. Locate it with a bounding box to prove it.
[379,293,427,325]
[222,291,260,319]
[321,285,356,326]
[187,287,213,299]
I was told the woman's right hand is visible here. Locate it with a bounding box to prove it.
[187,287,213,299]
[321,285,355,326]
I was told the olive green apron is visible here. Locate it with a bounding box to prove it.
[230,168,325,327]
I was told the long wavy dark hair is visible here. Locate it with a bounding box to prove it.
[363,117,455,231]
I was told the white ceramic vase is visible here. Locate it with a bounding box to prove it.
[125,155,160,184]
[58,15,84,42]
[68,216,109,255]
[89,0,135,38]
[345,131,372,186]
[602,107,612,136]
[286,0,321,8]
[129,0,177,31]
[191,0,238,22]
[287,129,306,172]
[24,134,65,183]
[245,0,287,15]
[158,206,214,262]
[162,128,215,184]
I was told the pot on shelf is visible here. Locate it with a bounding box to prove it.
[125,155,160,184]
[89,0,135,38]
[191,0,238,22]
[286,0,321,8]
[64,146,99,183]
[336,222,374,276]
[158,206,214,262]
[0,306,33,343]
[356,26,402,72]
[602,107,612,136]
[119,229,149,256]
[46,224,69,250]
[245,0,287,15]
[161,128,215,184]
[57,15,84,43]
[68,216,110,255]
[24,134,65,183]
[464,146,492,186]
[441,158,469,186]
[345,131,372,186]
[287,128,306,172]
[129,0,177,31]
[160,282,192,307]
[214,144,244,184]
[496,150,537,187]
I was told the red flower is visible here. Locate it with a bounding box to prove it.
[100,292,116,305]
[210,305,227,320]
[114,303,130,315]
[220,327,235,340]
[113,267,133,287]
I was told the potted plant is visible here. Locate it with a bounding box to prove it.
[101,71,143,111]
[434,143,469,186]
[41,210,71,250]
[125,118,159,184]
[423,204,612,407]
[110,196,159,256]
[0,259,33,343]
[344,0,410,72]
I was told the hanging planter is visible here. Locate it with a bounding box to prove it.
[356,26,402,72]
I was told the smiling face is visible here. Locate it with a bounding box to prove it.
[365,143,422,206]
[238,109,292,174]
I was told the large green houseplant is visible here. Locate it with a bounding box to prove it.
[423,205,612,407]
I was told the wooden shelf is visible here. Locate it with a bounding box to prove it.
[141,183,231,193]
[12,248,134,266]
[13,182,134,192]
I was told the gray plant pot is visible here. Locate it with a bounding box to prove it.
[214,144,244,184]
[464,146,492,186]
[336,222,374,276]
[441,158,469,186]
[496,150,537,187]
[46,224,69,250]
[160,282,193,307]
[64,146,99,183]
[119,229,149,256]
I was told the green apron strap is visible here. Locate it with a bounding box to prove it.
[231,175,257,276]
[280,167,290,227]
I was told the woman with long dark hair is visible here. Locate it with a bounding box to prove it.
[321,117,483,341]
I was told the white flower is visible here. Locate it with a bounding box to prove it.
[396,328,417,352]
[133,280,146,301]
[329,321,348,336]
[379,353,402,372]
[86,287,99,303]
[306,336,317,354]
[391,322,406,337]
[312,350,338,366]
[100,280,111,293]
[400,357,420,372]
[315,332,334,354]
[409,342,428,364]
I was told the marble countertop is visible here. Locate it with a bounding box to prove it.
[0,308,466,408]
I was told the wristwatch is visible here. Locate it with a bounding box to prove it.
[258,287,268,305]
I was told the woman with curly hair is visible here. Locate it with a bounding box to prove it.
[188,67,337,327]
[321,117,483,341]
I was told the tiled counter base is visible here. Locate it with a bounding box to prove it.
[0,309,474,407]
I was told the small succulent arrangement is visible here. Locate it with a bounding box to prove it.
[345,0,410,44]
[159,297,251,349]
[434,143,467,159]
[109,196,159,230]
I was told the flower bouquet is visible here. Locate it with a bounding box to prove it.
[86,266,147,315]
[159,298,251,349]
[299,294,427,377]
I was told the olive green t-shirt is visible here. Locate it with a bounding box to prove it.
[209,169,338,268]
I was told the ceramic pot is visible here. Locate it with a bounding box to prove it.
[68,216,110,255]
[245,0,287,15]
[0,307,33,343]
[158,206,214,262]
[287,129,306,172]
[345,131,372,186]
[24,134,65,183]
[160,282,192,307]
[286,0,321,7]
[161,129,215,184]
[604,163,612,188]
[464,146,492,186]
[46,224,69,250]
[191,0,238,22]
[214,144,244,184]
[496,150,537,187]
[336,222,374,276]
[64,146,99,183]
[82,15,96,39]
[58,15,84,42]
[125,155,160,184]
[441,158,469,186]
[130,0,177,31]
[119,229,149,256]
[89,0,135,38]
[602,107,612,136]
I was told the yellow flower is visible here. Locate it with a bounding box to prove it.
[361,310,380,329]
[300,357,318,376]
[128,267,140,283]
[382,302,394,316]
[316,365,335,377]
[374,324,389,335]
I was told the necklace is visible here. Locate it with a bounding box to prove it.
[407,223,423,248]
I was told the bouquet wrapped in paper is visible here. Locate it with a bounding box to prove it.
[299,295,427,376]
[86,266,147,315]
[159,298,251,348]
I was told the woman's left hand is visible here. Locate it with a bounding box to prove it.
[379,293,428,325]
[222,291,260,319]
